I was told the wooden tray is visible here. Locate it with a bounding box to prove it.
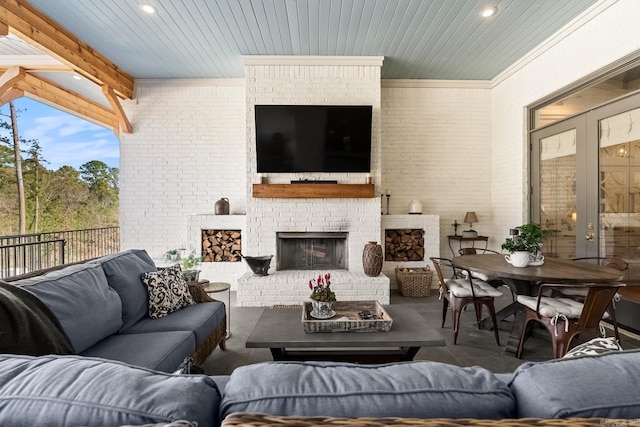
[302,300,393,333]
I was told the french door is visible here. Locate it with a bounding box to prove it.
[531,92,640,280]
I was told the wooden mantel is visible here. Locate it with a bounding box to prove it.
[252,183,375,198]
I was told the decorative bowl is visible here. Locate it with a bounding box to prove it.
[241,254,273,276]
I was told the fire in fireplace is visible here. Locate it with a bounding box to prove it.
[277,232,348,270]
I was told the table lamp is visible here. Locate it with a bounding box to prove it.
[462,211,478,238]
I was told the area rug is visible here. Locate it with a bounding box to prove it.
[273,304,302,309]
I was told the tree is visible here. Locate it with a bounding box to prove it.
[0,102,26,234]
[22,141,46,233]
[0,106,119,235]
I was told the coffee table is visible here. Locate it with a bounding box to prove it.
[246,305,445,363]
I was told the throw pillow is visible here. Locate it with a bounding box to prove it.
[141,265,195,319]
[562,336,622,359]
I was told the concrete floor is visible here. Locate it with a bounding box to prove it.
[202,288,640,376]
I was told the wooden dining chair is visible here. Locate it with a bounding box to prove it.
[556,257,628,342]
[516,282,625,358]
[430,257,502,345]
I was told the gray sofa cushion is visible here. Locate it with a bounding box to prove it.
[220,361,515,420]
[509,348,640,418]
[96,249,157,330]
[0,354,220,427]
[14,263,122,353]
[80,331,196,373]
[122,301,225,346]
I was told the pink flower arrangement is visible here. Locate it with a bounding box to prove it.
[308,273,336,302]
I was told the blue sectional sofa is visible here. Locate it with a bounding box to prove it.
[0,348,639,426]
[4,249,226,372]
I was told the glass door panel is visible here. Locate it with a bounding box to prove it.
[532,116,584,260]
[597,106,640,279]
[540,129,577,259]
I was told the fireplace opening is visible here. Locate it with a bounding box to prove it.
[277,232,348,270]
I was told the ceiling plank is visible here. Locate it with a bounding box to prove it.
[14,72,118,131]
[0,0,134,99]
[102,84,131,134]
[0,54,68,70]
[0,21,7,36]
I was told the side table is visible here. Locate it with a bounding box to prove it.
[447,235,489,257]
[202,282,231,339]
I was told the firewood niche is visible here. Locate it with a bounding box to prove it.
[384,229,425,261]
[202,229,242,262]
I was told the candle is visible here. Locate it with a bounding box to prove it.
[365,173,372,184]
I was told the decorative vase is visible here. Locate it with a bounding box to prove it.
[363,241,383,277]
[215,197,230,215]
[311,300,334,317]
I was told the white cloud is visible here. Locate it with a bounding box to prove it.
[5,98,120,170]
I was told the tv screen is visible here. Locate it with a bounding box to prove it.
[255,105,372,173]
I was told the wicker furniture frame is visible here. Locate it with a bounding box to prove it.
[187,282,226,363]
[221,413,609,426]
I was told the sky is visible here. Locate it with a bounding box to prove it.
[0,97,120,171]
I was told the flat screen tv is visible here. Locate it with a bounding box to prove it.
[255,105,372,173]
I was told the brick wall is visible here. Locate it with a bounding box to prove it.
[243,59,383,272]
[381,83,494,252]
[491,0,640,239]
[118,0,640,290]
[120,80,246,262]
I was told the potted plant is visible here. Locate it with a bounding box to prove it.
[165,249,180,261]
[501,223,548,267]
[181,251,203,283]
[308,273,336,318]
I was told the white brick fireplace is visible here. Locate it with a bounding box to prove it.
[238,56,390,307]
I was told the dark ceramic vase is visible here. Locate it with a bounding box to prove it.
[363,241,383,277]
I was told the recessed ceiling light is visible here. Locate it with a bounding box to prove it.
[72,74,82,80]
[139,3,156,14]
[481,6,497,18]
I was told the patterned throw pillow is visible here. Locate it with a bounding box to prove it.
[141,265,196,319]
[562,336,622,359]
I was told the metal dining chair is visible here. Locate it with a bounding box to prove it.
[458,248,514,302]
[430,257,502,346]
[516,281,625,358]
[556,257,628,342]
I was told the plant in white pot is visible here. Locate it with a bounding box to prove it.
[181,251,203,283]
[308,273,336,319]
[501,223,548,267]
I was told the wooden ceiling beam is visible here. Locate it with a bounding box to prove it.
[102,84,132,134]
[0,66,25,92]
[0,0,134,99]
[12,72,119,133]
[0,87,23,104]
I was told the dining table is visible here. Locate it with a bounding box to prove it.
[452,254,625,354]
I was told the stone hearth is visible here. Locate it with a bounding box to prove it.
[237,270,390,307]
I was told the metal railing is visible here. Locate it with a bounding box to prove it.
[0,227,120,279]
